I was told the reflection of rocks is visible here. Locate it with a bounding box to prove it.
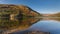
[11,30,50,34]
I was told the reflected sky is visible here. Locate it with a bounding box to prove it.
[29,20,60,34]
[0,0,60,14]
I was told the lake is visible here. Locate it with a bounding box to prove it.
[0,17,60,34]
[29,20,60,34]
[11,18,60,34]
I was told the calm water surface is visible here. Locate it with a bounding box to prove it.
[29,20,60,34]
[0,17,60,34]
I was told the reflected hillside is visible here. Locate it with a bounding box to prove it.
[43,17,60,21]
[0,17,41,30]
[0,17,41,34]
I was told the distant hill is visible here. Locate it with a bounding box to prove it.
[42,12,60,17]
[53,13,60,17]
[47,12,60,17]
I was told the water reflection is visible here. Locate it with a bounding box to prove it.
[28,20,60,34]
[0,17,60,34]
[43,17,60,21]
[11,18,60,34]
[0,17,41,34]
[28,18,60,34]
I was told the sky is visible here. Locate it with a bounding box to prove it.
[0,0,60,14]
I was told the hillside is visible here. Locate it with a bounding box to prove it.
[0,4,41,18]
